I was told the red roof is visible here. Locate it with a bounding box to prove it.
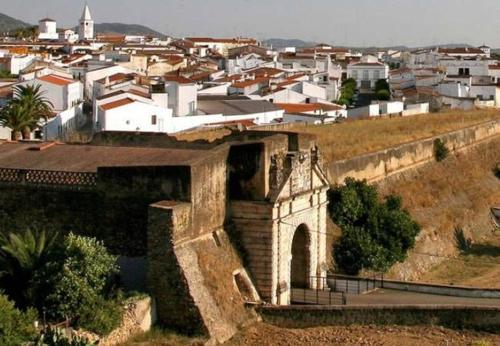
[100,98,135,111]
[38,74,75,86]
[164,75,194,84]
[231,77,269,88]
[275,103,342,113]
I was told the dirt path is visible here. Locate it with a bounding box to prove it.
[227,323,500,345]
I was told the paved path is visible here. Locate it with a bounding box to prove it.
[347,288,500,306]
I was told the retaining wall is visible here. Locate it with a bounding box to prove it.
[326,119,500,184]
[328,274,500,299]
[258,305,500,332]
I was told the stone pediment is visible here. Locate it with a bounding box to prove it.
[269,148,329,202]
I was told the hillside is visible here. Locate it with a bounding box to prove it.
[92,23,167,38]
[379,136,500,283]
[262,38,316,48]
[0,12,31,33]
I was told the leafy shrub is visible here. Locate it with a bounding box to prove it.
[40,233,119,323]
[76,296,123,336]
[0,293,37,346]
[329,178,421,275]
[35,327,97,346]
[434,138,449,162]
[376,89,391,100]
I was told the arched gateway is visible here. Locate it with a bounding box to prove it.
[230,136,330,305]
[290,224,311,289]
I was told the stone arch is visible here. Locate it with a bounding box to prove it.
[290,224,311,289]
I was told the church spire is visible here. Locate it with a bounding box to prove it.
[81,4,92,21]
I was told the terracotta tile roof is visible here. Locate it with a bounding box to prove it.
[231,77,269,88]
[438,47,484,55]
[214,74,242,83]
[164,75,194,84]
[274,103,342,113]
[489,65,500,70]
[38,74,75,86]
[95,73,136,85]
[99,98,135,111]
[244,67,284,78]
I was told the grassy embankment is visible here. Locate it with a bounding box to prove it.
[174,109,500,161]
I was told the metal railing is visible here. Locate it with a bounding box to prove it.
[290,276,346,305]
[327,273,384,294]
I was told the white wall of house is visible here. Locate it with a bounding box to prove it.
[165,82,197,116]
[43,104,83,140]
[84,65,134,100]
[379,101,404,115]
[18,78,83,112]
[347,104,380,118]
[402,103,430,116]
[99,102,173,133]
[347,63,389,89]
[10,55,37,75]
[439,60,489,76]
[198,83,230,96]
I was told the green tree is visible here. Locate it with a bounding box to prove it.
[0,230,59,308]
[0,293,37,346]
[0,84,53,140]
[41,233,119,321]
[329,178,420,275]
[376,89,391,100]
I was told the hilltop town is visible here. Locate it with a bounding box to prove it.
[0,4,498,346]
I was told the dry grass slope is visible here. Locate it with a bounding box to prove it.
[378,137,500,282]
[285,109,500,161]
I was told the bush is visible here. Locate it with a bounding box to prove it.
[40,233,119,322]
[434,138,449,162]
[76,296,123,336]
[375,79,390,92]
[0,293,37,346]
[329,178,420,275]
[35,327,97,346]
[376,89,391,100]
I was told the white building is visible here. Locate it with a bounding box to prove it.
[163,77,197,116]
[347,55,389,90]
[97,97,172,133]
[79,4,94,40]
[18,74,83,112]
[16,74,84,140]
[38,18,59,40]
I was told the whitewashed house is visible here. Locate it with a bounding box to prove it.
[16,74,84,139]
[97,97,172,133]
[347,55,389,90]
[38,18,59,40]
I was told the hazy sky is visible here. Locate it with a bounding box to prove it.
[1,0,499,47]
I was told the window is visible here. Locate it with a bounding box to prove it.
[465,68,470,75]
[151,115,157,125]
[459,68,464,75]
[305,97,311,104]
[269,98,274,103]
[363,70,369,80]
[352,70,358,79]
[373,70,380,80]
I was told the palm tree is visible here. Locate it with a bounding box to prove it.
[0,84,53,140]
[0,230,59,308]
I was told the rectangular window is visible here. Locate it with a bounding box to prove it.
[151,115,157,125]
[363,70,369,80]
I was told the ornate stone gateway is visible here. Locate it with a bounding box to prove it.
[230,134,329,305]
